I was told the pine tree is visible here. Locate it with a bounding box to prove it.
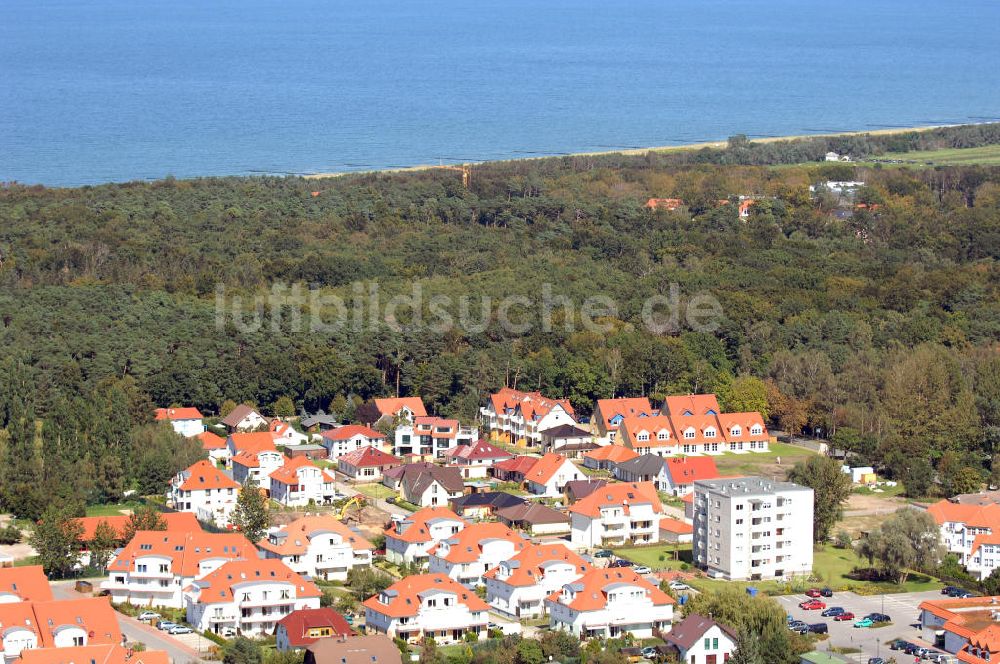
[231,478,269,543]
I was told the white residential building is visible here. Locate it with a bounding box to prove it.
[154,407,204,437]
[232,448,285,493]
[320,426,387,460]
[258,516,374,581]
[664,614,737,664]
[184,559,322,637]
[394,416,476,459]
[569,482,665,548]
[0,598,123,662]
[384,507,467,566]
[221,405,268,432]
[693,477,814,581]
[363,574,490,644]
[484,543,590,618]
[267,457,338,507]
[546,567,674,640]
[523,453,584,497]
[927,500,1000,579]
[481,387,578,447]
[168,459,241,526]
[428,522,527,587]
[103,530,253,608]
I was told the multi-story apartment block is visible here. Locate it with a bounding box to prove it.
[103,530,253,608]
[267,457,338,507]
[363,574,490,644]
[427,522,528,587]
[546,568,674,640]
[481,388,577,447]
[169,459,241,526]
[258,516,374,581]
[484,543,590,618]
[592,398,656,442]
[693,477,814,581]
[569,482,664,548]
[928,500,1000,580]
[384,507,467,566]
[394,416,478,459]
[184,559,322,637]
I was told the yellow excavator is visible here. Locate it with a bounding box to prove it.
[337,495,365,521]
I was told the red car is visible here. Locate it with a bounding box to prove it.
[805,589,822,598]
[799,600,826,610]
[833,612,855,621]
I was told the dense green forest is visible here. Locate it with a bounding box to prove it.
[2,124,1000,514]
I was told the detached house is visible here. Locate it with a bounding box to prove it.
[356,397,427,428]
[184,559,322,637]
[395,416,472,460]
[258,516,373,581]
[103,530,253,608]
[154,407,204,437]
[484,543,590,618]
[450,492,526,521]
[363,574,489,644]
[197,431,230,465]
[382,464,465,508]
[662,456,720,496]
[383,507,467,566]
[582,445,638,471]
[320,426,387,460]
[275,607,354,652]
[538,424,597,458]
[169,459,241,526]
[0,597,123,662]
[481,387,577,447]
[222,404,268,432]
[524,453,584,497]
[613,453,668,487]
[546,567,674,639]
[428,522,528,587]
[442,439,513,478]
[232,448,285,493]
[569,482,665,548]
[495,502,571,536]
[338,447,401,482]
[268,457,339,507]
[226,432,279,465]
[492,455,539,484]
[593,398,656,442]
[664,613,737,664]
[271,420,312,446]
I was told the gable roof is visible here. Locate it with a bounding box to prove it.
[20,644,169,664]
[362,573,488,619]
[450,492,526,512]
[483,543,590,587]
[403,465,465,496]
[31,597,122,647]
[383,506,466,544]
[338,446,400,468]
[373,397,427,418]
[488,387,575,420]
[665,613,737,651]
[568,482,663,519]
[564,479,608,501]
[269,456,336,486]
[221,404,263,428]
[493,455,540,474]
[176,459,241,491]
[595,398,656,425]
[305,634,402,664]
[276,608,355,647]
[300,412,340,429]
[660,518,694,535]
[0,565,53,601]
[443,439,513,462]
[259,516,373,557]
[540,424,593,438]
[619,415,678,448]
[108,530,253,577]
[74,512,202,542]
[196,431,227,450]
[155,407,203,421]
[928,500,1000,529]
[664,456,720,485]
[189,559,321,604]
[524,453,575,486]
[429,522,527,564]
[495,502,569,526]
[321,425,385,442]
[583,445,639,463]
[546,567,674,612]
[662,394,721,419]
[227,432,278,455]
[616,453,667,477]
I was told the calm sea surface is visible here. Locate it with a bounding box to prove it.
[3,0,1000,187]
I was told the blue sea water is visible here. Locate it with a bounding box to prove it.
[2,0,1000,187]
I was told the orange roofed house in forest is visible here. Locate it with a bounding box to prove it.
[363,573,490,644]
[356,397,428,428]
[480,387,577,447]
[645,198,684,212]
[154,406,204,437]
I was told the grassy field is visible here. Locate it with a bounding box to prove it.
[84,502,144,517]
[877,143,1000,166]
[353,483,396,500]
[613,544,693,570]
[712,442,818,478]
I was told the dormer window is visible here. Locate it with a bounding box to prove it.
[705,428,716,438]
[731,426,742,436]
[750,425,763,435]
[684,430,695,439]
[637,433,649,442]
[657,430,669,440]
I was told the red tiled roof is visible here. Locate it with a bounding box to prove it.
[276,608,355,647]
[444,439,512,462]
[155,407,203,421]
[196,431,227,450]
[662,394,721,419]
[189,559,321,604]
[384,507,466,544]
[176,459,241,491]
[108,530,253,577]
[428,522,526,564]
[258,516,373,557]
[524,453,574,485]
[645,198,683,211]
[595,398,656,426]
[482,543,590,587]
[619,415,678,449]
[545,567,674,612]
[75,512,201,542]
[488,387,575,419]
[32,597,122,647]
[362,573,488,619]
[660,518,694,535]
[338,446,400,468]
[373,397,427,418]
[321,425,385,442]
[493,455,540,474]
[20,644,169,664]
[228,432,278,455]
[568,482,663,519]
[664,456,720,485]
[269,457,335,486]
[0,565,52,601]
[583,446,639,463]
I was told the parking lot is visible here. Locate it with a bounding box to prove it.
[776,589,944,662]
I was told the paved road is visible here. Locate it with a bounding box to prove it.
[776,589,943,662]
[51,580,205,664]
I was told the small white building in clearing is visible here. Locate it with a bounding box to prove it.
[155,407,204,437]
[546,567,674,639]
[257,515,374,581]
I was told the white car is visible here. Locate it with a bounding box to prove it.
[634,565,653,574]
[168,625,193,635]
[137,611,160,622]
[668,580,691,591]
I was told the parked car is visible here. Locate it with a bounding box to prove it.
[168,625,193,635]
[610,559,634,567]
[912,647,931,659]
[640,647,658,660]
[156,621,176,631]
[799,600,826,610]
[889,640,910,651]
[820,587,833,597]
[594,550,614,558]
[868,658,886,664]
[804,588,822,598]
[137,611,160,622]
[668,581,691,591]
[865,612,890,623]
[821,607,845,617]
[807,623,828,634]
[221,626,237,638]
[633,565,652,574]
[833,612,855,622]
[787,621,808,635]
[904,643,923,655]
[853,617,874,628]
[941,585,961,595]
[385,496,396,504]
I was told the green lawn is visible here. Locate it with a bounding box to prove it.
[354,483,396,500]
[612,544,693,570]
[877,144,1000,166]
[712,442,818,477]
[85,502,144,517]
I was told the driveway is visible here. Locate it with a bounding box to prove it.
[775,589,942,662]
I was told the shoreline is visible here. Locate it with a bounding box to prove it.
[302,123,959,180]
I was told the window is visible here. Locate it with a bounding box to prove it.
[637,433,649,442]
[705,428,716,438]
[684,430,695,439]
[704,638,711,650]
[73,636,85,646]
[657,431,669,440]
